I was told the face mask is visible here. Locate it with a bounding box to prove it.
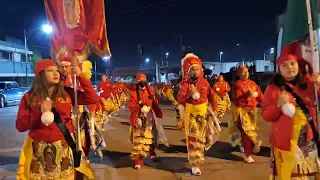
[138,81,146,88]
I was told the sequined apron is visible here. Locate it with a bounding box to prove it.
[270,108,320,180]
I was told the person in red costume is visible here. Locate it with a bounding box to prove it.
[16,59,96,180]
[229,66,263,164]
[115,78,129,108]
[262,54,320,179]
[98,74,115,99]
[177,53,220,176]
[98,74,119,117]
[128,73,168,170]
[213,75,231,118]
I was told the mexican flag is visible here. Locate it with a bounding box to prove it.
[277,0,320,71]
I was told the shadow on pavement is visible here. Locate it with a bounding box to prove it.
[220,122,228,128]
[119,122,130,126]
[162,125,177,131]
[144,156,190,175]
[101,150,133,168]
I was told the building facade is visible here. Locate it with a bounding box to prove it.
[0,38,33,86]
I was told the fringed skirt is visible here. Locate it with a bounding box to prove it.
[175,106,184,130]
[130,113,154,160]
[103,98,119,114]
[229,107,260,148]
[185,103,219,166]
[216,95,230,118]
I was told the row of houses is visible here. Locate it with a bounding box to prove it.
[0,37,33,86]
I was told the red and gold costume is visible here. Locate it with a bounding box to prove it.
[16,60,97,180]
[177,53,220,175]
[263,54,320,179]
[229,66,263,163]
[128,74,168,169]
[98,75,119,116]
[213,75,231,118]
[115,79,129,107]
[160,83,184,131]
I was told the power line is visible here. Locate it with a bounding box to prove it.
[111,0,177,19]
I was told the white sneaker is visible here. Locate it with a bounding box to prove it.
[134,165,141,170]
[244,156,255,163]
[191,167,201,176]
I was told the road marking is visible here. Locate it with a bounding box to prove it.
[0,148,21,154]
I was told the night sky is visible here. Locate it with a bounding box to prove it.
[0,0,288,71]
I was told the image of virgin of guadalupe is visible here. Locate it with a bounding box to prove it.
[63,0,80,29]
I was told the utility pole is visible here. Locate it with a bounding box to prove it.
[173,34,184,59]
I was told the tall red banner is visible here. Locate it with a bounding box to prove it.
[44,0,111,62]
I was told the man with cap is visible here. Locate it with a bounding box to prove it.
[229,66,263,163]
[177,53,220,176]
[128,73,168,170]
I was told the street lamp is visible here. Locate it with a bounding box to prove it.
[264,47,274,61]
[145,58,150,63]
[165,52,169,66]
[95,56,110,85]
[219,51,223,63]
[24,24,52,86]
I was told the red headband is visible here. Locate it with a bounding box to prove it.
[35,59,57,76]
[136,73,147,81]
[277,54,298,67]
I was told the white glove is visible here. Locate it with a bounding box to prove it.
[251,91,258,98]
[281,103,296,117]
[192,92,200,100]
[141,105,150,113]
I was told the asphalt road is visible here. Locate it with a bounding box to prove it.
[0,104,272,180]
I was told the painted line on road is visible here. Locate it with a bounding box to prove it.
[0,148,21,154]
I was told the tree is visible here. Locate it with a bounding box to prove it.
[30,51,43,72]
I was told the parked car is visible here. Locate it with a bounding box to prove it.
[0,81,24,108]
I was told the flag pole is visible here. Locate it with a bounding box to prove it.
[73,55,81,151]
[306,0,320,133]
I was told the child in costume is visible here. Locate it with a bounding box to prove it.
[16,59,97,180]
[128,73,168,170]
[213,75,231,118]
[177,53,220,176]
[229,66,263,163]
[263,54,320,179]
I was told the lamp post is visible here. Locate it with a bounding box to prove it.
[219,51,223,63]
[264,47,274,61]
[95,56,110,85]
[24,24,52,86]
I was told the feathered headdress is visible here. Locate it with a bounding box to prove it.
[181,53,203,79]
